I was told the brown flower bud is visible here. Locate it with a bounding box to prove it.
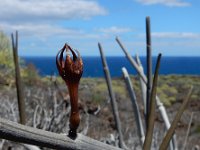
[56,43,83,139]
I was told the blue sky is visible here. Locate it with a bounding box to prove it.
[0,0,199,56]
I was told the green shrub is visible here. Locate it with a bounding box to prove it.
[0,31,14,73]
[157,83,178,106]
[0,31,41,85]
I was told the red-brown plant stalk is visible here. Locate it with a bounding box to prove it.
[56,44,83,139]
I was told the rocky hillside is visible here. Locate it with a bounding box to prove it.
[0,75,199,149]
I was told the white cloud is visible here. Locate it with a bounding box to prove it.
[151,32,200,39]
[0,0,107,42]
[97,26,132,34]
[138,32,200,39]
[0,0,107,22]
[0,23,82,37]
[0,23,102,40]
[136,0,190,7]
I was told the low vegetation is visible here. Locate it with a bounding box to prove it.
[0,31,199,149]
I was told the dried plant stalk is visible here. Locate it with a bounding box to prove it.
[98,43,125,149]
[56,44,83,139]
[146,16,152,127]
[143,53,162,150]
[11,31,26,125]
[159,86,193,150]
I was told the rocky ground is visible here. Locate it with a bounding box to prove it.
[0,75,200,150]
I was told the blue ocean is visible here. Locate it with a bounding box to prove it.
[22,56,200,77]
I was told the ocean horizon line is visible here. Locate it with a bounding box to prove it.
[21,55,200,58]
[22,56,200,77]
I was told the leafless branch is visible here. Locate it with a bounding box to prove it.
[0,118,123,150]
